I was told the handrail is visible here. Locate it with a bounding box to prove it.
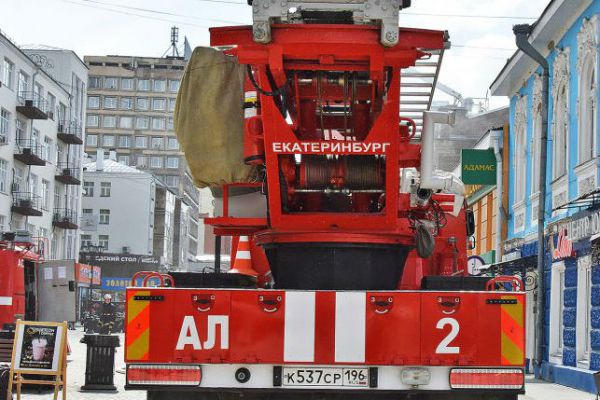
[130,270,175,287]
[486,276,524,292]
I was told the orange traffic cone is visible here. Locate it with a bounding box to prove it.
[229,236,259,278]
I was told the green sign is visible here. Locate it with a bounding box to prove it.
[461,149,497,185]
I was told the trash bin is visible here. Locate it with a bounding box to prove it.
[80,334,120,391]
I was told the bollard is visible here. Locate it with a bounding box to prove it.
[80,334,120,391]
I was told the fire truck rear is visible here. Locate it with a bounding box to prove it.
[124,1,526,399]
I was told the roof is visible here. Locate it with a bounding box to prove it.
[490,0,592,96]
[0,30,70,96]
[83,159,148,174]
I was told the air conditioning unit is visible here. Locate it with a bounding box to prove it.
[19,199,32,208]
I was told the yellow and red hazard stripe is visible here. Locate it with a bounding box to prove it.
[500,295,525,365]
[126,290,151,361]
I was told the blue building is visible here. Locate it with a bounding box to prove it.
[491,0,600,393]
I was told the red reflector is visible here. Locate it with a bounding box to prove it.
[450,368,524,389]
[128,365,201,386]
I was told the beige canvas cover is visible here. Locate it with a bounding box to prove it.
[174,47,257,188]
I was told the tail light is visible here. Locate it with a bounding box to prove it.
[127,364,201,386]
[450,368,524,390]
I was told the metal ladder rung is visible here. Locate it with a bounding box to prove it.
[401,92,431,96]
[401,100,430,105]
[400,82,433,88]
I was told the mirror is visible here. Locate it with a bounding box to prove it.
[465,209,475,237]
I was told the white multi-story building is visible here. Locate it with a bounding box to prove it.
[0,32,86,260]
[81,150,198,270]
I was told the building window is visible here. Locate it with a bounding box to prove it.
[0,109,9,140]
[86,134,98,147]
[88,76,101,89]
[167,137,179,150]
[550,261,566,360]
[150,156,163,168]
[167,117,174,131]
[2,58,14,90]
[100,182,111,197]
[42,136,52,161]
[118,154,130,165]
[576,255,592,367]
[169,98,176,112]
[83,181,94,197]
[121,78,134,90]
[99,209,110,224]
[152,117,165,130]
[87,96,99,109]
[103,115,117,128]
[82,208,92,215]
[99,235,109,250]
[15,119,24,141]
[166,156,179,169]
[136,117,149,130]
[153,79,166,92]
[135,136,147,148]
[18,71,29,95]
[552,48,570,180]
[152,98,166,111]
[118,135,131,148]
[166,175,179,187]
[104,77,118,89]
[47,93,56,119]
[104,96,118,109]
[81,234,92,249]
[41,179,49,209]
[151,137,163,149]
[138,79,150,91]
[136,98,149,110]
[136,155,147,167]
[0,159,7,193]
[578,60,597,164]
[169,79,180,92]
[54,185,60,208]
[121,97,133,110]
[86,115,99,127]
[103,135,115,147]
[119,116,133,129]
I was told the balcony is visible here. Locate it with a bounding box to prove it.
[14,138,46,166]
[52,209,78,230]
[55,162,81,185]
[16,91,48,119]
[11,192,42,216]
[57,120,83,145]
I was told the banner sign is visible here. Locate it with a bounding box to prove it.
[101,276,161,291]
[461,149,497,185]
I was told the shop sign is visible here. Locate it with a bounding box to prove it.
[92,266,101,285]
[101,276,161,291]
[552,227,574,260]
[80,253,160,266]
[76,264,92,285]
[461,149,497,185]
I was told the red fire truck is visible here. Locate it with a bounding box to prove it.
[124,1,526,399]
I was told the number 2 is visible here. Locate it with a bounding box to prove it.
[435,317,460,354]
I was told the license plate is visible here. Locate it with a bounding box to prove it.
[281,367,369,387]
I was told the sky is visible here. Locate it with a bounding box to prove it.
[0,0,549,108]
